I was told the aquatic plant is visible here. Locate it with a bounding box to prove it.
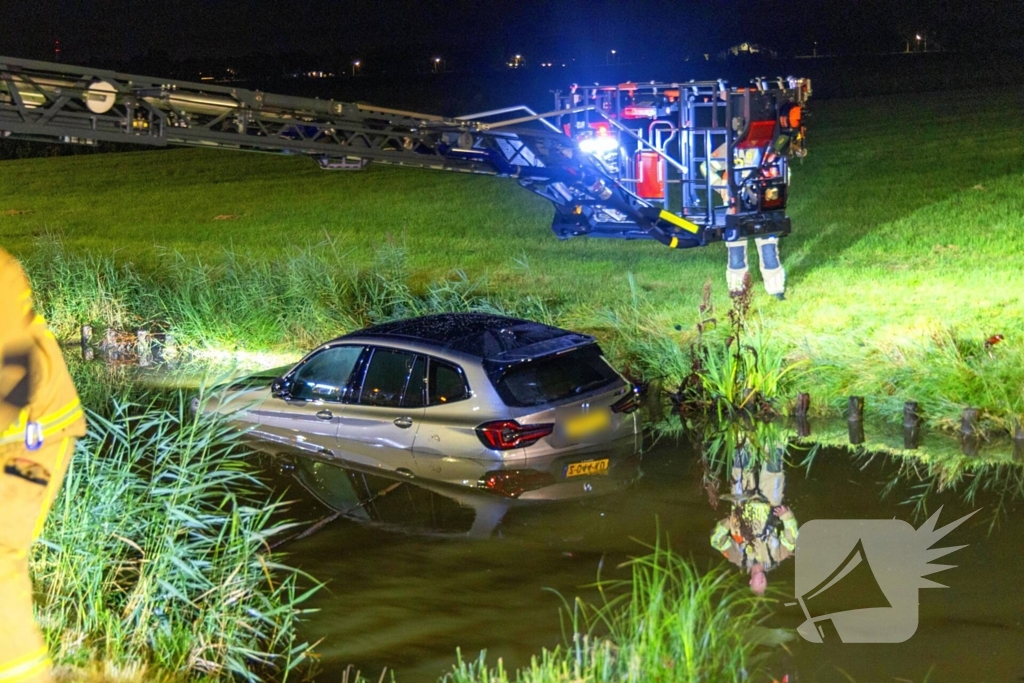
[443,541,774,683]
[678,278,806,419]
[32,396,319,682]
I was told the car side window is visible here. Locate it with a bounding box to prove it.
[290,345,364,402]
[356,348,425,408]
[428,359,470,406]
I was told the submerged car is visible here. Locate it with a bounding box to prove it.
[203,313,641,496]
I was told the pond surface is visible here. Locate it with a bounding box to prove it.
[269,433,1024,683]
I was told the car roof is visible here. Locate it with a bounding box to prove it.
[336,313,594,362]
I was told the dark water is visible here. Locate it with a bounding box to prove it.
[271,434,1024,683]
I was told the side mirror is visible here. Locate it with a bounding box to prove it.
[271,377,291,398]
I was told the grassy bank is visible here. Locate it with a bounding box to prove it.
[3,89,1024,433]
[34,395,318,683]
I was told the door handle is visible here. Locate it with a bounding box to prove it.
[315,409,334,421]
[393,416,414,429]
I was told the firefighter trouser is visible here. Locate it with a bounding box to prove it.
[732,448,786,507]
[725,236,786,296]
[0,436,76,683]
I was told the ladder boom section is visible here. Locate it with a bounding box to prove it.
[0,56,546,172]
[0,56,810,250]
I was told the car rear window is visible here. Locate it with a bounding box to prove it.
[488,344,620,408]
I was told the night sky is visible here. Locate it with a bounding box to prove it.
[2,0,1022,68]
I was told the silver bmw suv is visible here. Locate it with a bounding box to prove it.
[205,313,641,497]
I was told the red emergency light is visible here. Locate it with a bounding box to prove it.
[623,106,658,119]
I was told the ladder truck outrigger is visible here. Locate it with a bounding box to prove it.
[0,56,810,252]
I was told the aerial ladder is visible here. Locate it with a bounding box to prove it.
[0,56,810,250]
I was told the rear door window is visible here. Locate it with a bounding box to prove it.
[356,347,425,408]
[405,356,427,408]
[428,360,470,406]
[290,345,364,402]
[489,344,620,408]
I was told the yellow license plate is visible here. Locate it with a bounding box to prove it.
[566,459,610,477]
[564,410,611,439]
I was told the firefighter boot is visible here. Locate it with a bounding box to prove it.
[758,446,787,507]
[725,240,749,296]
[0,436,76,683]
[755,236,786,299]
[730,448,755,496]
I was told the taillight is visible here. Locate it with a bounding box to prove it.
[611,387,641,414]
[478,469,556,497]
[475,420,554,450]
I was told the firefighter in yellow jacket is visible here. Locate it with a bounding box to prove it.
[710,441,798,595]
[1,247,85,683]
[703,141,787,300]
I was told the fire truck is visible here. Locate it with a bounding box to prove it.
[0,56,809,250]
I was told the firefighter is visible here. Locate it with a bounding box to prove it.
[703,140,788,300]
[726,236,786,300]
[710,498,798,595]
[710,440,798,595]
[0,247,85,683]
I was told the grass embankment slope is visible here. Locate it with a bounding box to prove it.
[2,88,1023,432]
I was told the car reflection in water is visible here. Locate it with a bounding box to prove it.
[286,444,643,539]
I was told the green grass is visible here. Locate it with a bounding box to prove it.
[34,395,318,683]
[3,88,1024,433]
[442,541,777,683]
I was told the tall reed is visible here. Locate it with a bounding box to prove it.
[680,279,806,419]
[33,396,318,682]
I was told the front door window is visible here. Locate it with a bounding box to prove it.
[290,345,364,402]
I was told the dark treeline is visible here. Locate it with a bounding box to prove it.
[3,49,1021,160]
[7,0,1023,69]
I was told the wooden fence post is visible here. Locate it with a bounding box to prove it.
[102,328,118,360]
[136,329,151,367]
[794,392,811,438]
[960,407,981,456]
[847,396,864,445]
[903,401,921,450]
[1013,420,1024,461]
[80,324,94,361]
